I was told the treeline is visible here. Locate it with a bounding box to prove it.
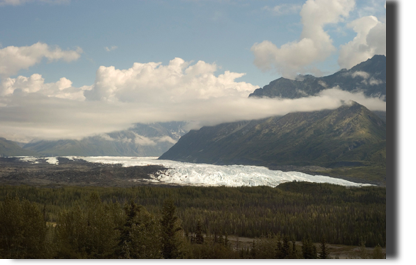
[0,182,385,258]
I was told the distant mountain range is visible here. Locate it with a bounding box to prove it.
[0,137,38,156]
[1,122,188,157]
[249,55,386,100]
[160,102,386,184]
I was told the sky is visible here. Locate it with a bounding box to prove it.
[0,0,386,142]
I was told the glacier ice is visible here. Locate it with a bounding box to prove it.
[79,156,373,187]
[14,156,373,187]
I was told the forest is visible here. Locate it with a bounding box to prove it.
[0,182,385,259]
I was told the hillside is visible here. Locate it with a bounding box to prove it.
[0,137,38,156]
[159,102,386,184]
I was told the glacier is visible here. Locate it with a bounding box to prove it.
[14,156,372,187]
[80,156,372,187]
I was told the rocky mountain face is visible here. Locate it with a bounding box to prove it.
[0,137,38,156]
[159,102,386,172]
[21,121,189,157]
[249,55,386,100]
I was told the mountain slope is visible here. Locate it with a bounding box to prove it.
[249,55,386,100]
[23,122,189,156]
[159,102,386,182]
[0,137,38,156]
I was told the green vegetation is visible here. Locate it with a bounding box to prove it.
[160,102,386,184]
[0,182,385,258]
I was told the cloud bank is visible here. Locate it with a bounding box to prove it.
[0,57,386,142]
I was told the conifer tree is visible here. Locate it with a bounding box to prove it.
[302,234,317,259]
[251,240,256,258]
[116,200,141,258]
[0,197,48,258]
[291,239,297,258]
[224,232,229,248]
[160,199,182,259]
[282,235,291,258]
[195,220,204,244]
[319,236,329,259]
[276,240,283,258]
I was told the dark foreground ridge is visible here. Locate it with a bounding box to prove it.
[0,157,169,187]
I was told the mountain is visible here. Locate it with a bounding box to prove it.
[249,55,386,100]
[0,137,38,156]
[22,121,189,156]
[159,102,386,183]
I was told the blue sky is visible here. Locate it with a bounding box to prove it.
[0,0,386,87]
[0,0,386,141]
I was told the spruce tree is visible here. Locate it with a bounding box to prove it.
[195,220,204,244]
[160,199,182,259]
[282,235,291,258]
[319,236,329,259]
[302,234,316,259]
[251,240,256,259]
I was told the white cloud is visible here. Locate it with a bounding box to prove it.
[251,0,355,78]
[351,71,370,79]
[133,133,157,146]
[105,46,118,52]
[0,73,90,100]
[369,77,383,86]
[84,57,257,103]
[0,42,82,78]
[338,16,386,69]
[318,87,385,110]
[263,4,301,16]
[0,0,69,6]
[156,136,177,144]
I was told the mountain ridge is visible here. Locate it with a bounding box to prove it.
[159,102,386,183]
[0,137,39,156]
[20,122,189,157]
[249,55,386,100]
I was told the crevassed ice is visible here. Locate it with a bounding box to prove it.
[16,156,59,165]
[78,156,373,187]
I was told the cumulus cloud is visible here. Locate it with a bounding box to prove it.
[0,42,82,77]
[84,58,257,103]
[0,73,90,100]
[338,16,386,69]
[251,0,355,78]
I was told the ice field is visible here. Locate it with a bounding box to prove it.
[19,156,373,188]
[57,157,371,187]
